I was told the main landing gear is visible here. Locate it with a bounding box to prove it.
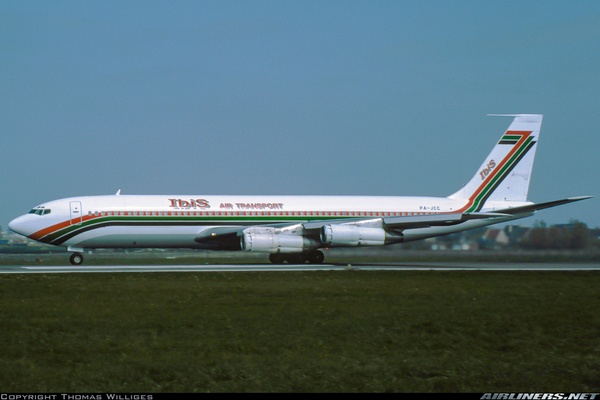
[66,250,324,265]
[69,252,84,265]
[269,250,325,264]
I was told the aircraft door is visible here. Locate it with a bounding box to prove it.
[70,201,83,225]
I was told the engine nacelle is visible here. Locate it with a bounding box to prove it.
[241,227,311,253]
[320,224,403,247]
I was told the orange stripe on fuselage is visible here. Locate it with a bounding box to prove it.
[29,215,96,241]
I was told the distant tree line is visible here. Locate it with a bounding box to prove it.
[401,220,599,251]
[518,220,596,250]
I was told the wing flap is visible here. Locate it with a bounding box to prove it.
[382,212,510,229]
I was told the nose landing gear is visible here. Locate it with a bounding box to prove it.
[69,252,84,265]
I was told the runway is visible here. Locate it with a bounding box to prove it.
[1,262,600,274]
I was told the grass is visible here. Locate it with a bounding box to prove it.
[1,270,600,392]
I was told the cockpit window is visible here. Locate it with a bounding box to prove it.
[28,207,51,216]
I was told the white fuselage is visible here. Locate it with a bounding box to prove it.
[9,194,509,250]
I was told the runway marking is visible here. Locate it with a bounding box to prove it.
[0,262,598,274]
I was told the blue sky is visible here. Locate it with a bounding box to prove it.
[2,1,599,230]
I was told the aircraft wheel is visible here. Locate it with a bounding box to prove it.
[307,250,325,264]
[286,253,307,264]
[70,252,84,265]
[269,253,286,264]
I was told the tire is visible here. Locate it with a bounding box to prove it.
[269,253,286,264]
[70,252,84,265]
[286,253,307,264]
[306,250,325,264]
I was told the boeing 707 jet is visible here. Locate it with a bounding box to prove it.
[9,114,591,265]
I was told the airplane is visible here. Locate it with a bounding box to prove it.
[8,114,591,266]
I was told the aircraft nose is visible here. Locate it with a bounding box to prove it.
[8,215,30,237]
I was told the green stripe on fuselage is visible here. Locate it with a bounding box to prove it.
[43,214,354,246]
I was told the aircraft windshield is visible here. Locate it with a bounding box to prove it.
[28,207,51,216]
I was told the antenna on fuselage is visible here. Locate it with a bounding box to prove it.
[115,189,121,196]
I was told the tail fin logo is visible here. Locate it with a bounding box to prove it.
[479,160,496,181]
[461,130,537,212]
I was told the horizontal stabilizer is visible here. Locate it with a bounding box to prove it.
[494,196,592,215]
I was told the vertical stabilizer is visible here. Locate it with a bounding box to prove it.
[449,114,542,212]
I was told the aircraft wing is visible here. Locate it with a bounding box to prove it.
[193,212,513,250]
[303,212,510,230]
[193,195,592,251]
[381,212,510,229]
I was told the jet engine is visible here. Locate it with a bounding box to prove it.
[320,224,403,246]
[241,227,314,253]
